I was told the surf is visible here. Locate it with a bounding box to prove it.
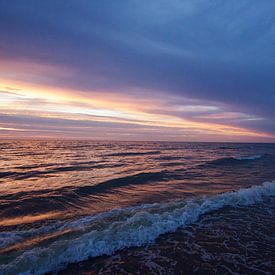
[1,180,275,275]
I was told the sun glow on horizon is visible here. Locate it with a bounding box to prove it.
[0,76,274,142]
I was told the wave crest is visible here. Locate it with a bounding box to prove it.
[235,154,263,160]
[206,154,268,166]
[1,181,275,274]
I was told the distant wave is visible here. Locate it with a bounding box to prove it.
[0,171,176,215]
[0,162,124,180]
[1,181,275,274]
[154,155,186,161]
[235,155,263,160]
[205,154,266,166]
[218,145,255,150]
[0,171,171,200]
[106,151,161,157]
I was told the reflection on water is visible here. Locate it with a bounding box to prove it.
[0,212,61,227]
[0,140,275,273]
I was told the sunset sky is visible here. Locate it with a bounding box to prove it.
[0,0,274,142]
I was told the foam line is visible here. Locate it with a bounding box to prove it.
[1,181,275,275]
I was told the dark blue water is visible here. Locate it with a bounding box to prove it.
[0,141,275,274]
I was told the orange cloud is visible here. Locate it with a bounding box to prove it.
[0,76,274,141]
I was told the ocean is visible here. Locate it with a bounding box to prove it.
[0,140,275,274]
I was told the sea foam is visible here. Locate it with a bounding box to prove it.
[236,154,264,160]
[1,181,275,275]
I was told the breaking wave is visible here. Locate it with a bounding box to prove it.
[1,181,275,274]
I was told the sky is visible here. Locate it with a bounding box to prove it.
[0,0,274,142]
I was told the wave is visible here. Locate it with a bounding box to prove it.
[0,162,124,180]
[154,155,186,161]
[1,181,275,274]
[0,171,176,216]
[205,154,266,166]
[235,155,263,160]
[106,151,161,157]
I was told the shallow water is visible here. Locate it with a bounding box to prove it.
[0,140,275,274]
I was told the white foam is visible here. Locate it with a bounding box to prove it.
[1,181,275,275]
[236,154,263,160]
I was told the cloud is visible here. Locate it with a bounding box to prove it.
[0,0,274,140]
[0,112,273,142]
